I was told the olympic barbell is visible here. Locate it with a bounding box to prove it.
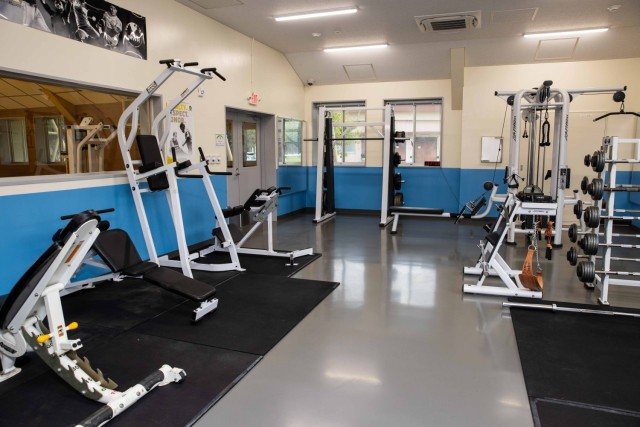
[566,246,640,266]
[574,232,640,256]
[576,260,640,284]
[583,150,640,173]
[567,223,640,243]
[583,205,640,228]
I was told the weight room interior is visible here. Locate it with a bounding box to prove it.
[0,0,639,426]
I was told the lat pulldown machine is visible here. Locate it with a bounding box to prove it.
[0,210,185,426]
[495,81,627,246]
[463,82,628,298]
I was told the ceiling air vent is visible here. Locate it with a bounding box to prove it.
[415,11,481,32]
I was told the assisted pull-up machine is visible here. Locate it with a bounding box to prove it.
[117,59,242,279]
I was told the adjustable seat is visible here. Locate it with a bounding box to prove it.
[93,229,218,321]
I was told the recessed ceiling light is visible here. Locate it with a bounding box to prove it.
[523,28,608,38]
[275,7,357,22]
[312,32,322,38]
[324,44,388,53]
[607,4,622,12]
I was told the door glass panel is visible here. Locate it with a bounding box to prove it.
[226,119,233,168]
[242,121,257,167]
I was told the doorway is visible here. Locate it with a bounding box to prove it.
[225,109,277,211]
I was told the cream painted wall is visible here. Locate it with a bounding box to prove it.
[461,58,640,173]
[303,80,461,168]
[0,0,305,194]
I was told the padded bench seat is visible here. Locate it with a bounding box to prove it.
[389,207,445,215]
[93,229,216,303]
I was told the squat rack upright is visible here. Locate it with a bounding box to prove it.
[313,105,393,225]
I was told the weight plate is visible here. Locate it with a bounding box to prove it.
[581,176,589,195]
[577,260,596,283]
[566,247,578,266]
[574,200,583,219]
[568,223,578,243]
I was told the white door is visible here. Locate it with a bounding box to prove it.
[226,112,262,207]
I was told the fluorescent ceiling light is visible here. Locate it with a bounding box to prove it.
[524,28,608,38]
[275,7,357,22]
[324,44,388,53]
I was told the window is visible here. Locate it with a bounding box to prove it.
[385,99,442,166]
[242,121,257,167]
[34,116,66,164]
[0,72,144,178]
[0,118,27,164]
[278,117,303,165]
[312,101,366,165]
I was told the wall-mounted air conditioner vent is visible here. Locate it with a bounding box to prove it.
[415,11,481,32]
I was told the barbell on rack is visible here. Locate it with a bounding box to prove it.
[568,223,640,243]
[584,178,640,201]
[576,260,640,284]
[583,205,640,228]
[566,246,640,266]
[573,200,640,220]
[584,150,640,173]
[574,233,640,255]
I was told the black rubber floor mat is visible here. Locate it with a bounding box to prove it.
[132,273,339,355]
[533,398,640,427]
[0,332,260,427]
[508,300,640,424]
[62,279,186,331]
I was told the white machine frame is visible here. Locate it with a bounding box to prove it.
[313,105,392,224]
[66,117,117,174]
[463,194,556,298]
[117,59,243,278]
[0,213,184,426]
[495,83,627,246]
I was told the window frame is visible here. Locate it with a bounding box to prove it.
[277,117,303,166]
[312,101,367,166]
[385,98,443,167]
[0,117,28,164]
[33,115,67,165]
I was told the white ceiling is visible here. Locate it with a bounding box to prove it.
[175,0,640,86]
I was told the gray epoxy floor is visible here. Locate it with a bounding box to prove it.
[194,213,640,427]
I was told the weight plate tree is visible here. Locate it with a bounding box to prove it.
[567,136,640,305]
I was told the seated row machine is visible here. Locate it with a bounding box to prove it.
[0,210,186,426]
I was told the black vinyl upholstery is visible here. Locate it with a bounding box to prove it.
[389,207,444,215]
[0,245,61,329]
[136,135,169,191]
[93,229,216,302]
[93,229,145,272]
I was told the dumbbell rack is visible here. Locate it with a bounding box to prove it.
[572,136,640,304]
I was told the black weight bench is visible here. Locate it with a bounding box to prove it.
[388,206,447,234]
[93,229,218,321]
